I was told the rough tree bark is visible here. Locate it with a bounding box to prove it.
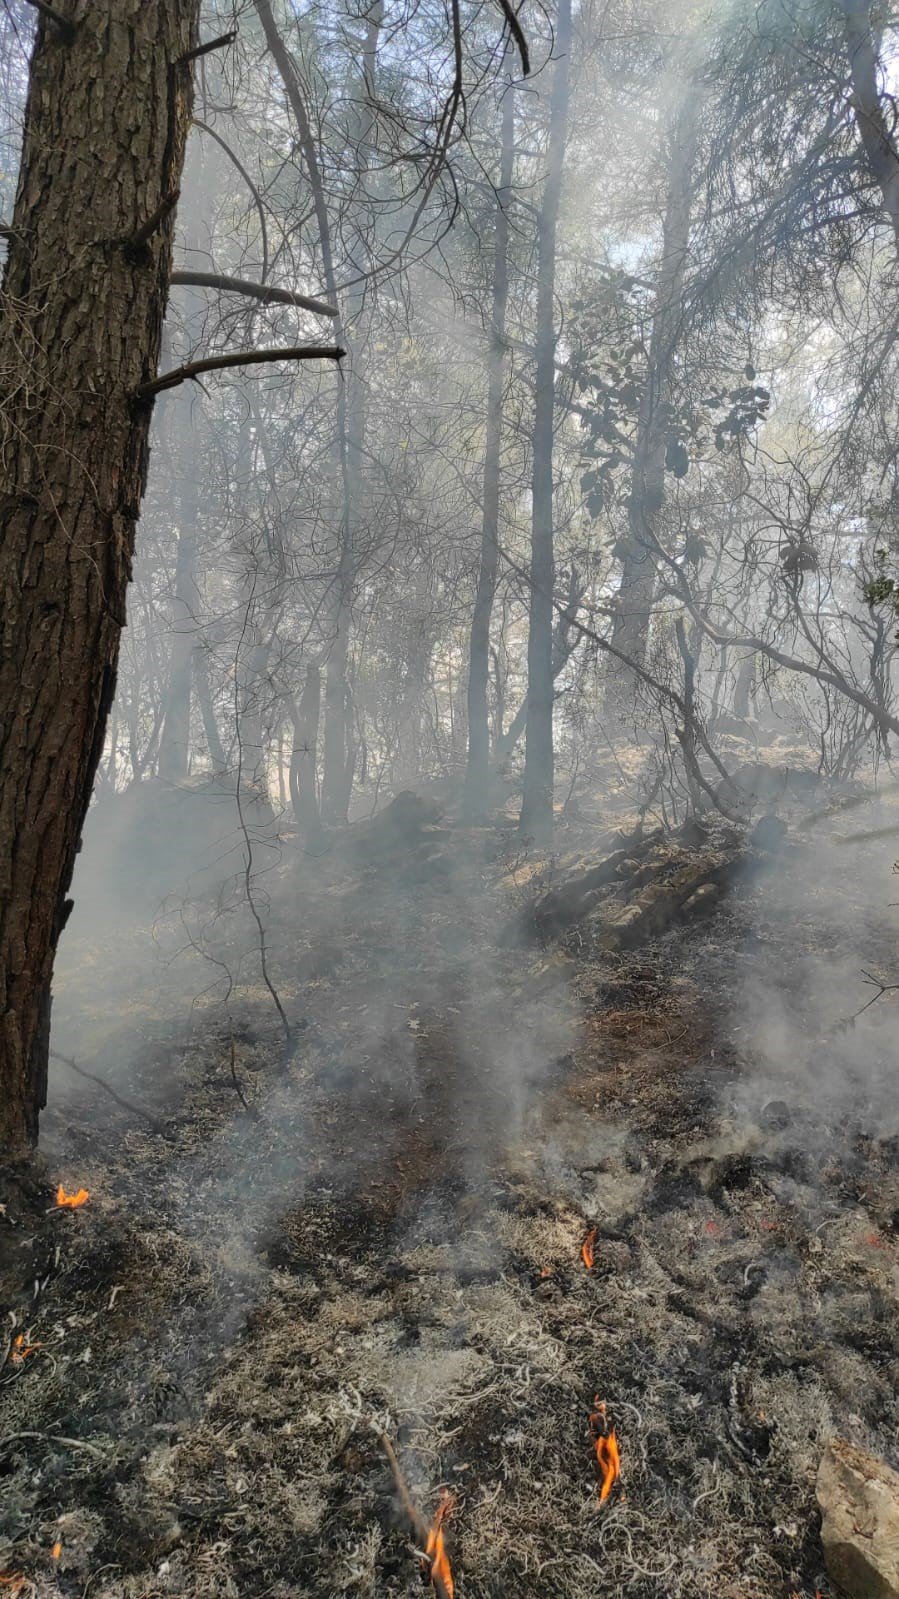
[519,0,572,841]
[0,2,201,1155]
[463,79,515,820]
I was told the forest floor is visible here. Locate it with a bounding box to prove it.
[2,752,899,1599]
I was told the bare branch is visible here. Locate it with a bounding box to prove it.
[176,30,237,66]
[495,0,530,75]
[170,268,337,318]
[136,344,345,399]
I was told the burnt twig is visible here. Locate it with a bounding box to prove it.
[49,1049,169,1137]
[228,1027,252,1114]
[379,1433,452,1599]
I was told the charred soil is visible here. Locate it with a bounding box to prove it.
[1,791,898,1598]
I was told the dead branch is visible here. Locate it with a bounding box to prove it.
[379,1433,453,1599]
[127,189,180,250]
[49,1049,169,1137]
[193,120,270,281]
[136,345,345,399]
[228,1027,252,1113]
[170,268,337,318]
[495,0,530,74]
[176,30,237,66]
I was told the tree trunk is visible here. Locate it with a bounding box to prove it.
[841,0,899,248]
[464,80,515,819]
[519,0,572,842]
[287,665,327,852]
[605,90,699,708]
[0,2,199,1155]
[253,0,378,826]
[193,647,227,773]
[157,483,198,784]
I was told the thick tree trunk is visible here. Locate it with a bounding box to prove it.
[519,0,572,842]
[464,82,515,820]
[0,2,200,1155]
[605,93,698,708]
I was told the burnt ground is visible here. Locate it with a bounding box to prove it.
[1,786,899,1599]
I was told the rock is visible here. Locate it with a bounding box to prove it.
[683,882,720,916]
[816,1438,899,1599]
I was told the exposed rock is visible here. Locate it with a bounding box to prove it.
[594,849,736,950]
[816,1438,899,1599]
[531,827,664,939]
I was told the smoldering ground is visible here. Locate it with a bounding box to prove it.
[2,773,898,1598]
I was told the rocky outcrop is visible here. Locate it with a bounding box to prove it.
[816,1438,899,1599]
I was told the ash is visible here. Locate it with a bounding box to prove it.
[1,795,897,1599]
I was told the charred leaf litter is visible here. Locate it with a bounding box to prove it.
[1,779,898,1598]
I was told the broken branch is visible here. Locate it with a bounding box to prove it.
[136,344,345,399]
[170,268,337,318]
[176,30,237,65]
[127,189,180,250]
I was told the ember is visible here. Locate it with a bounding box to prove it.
[54,1185,89,1210]
[422,1490,455,1599]
[581,1226,597,1269]
[9,1334,40,1366]
[588,1398,620,1504]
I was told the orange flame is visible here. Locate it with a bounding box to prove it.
[55,1185,89,1210]
[9,1334,40,1366]
[50,1543,61,1561]
[589,1398,620,1504]
[581,1227,597,1270]
[422,1490,454,1598]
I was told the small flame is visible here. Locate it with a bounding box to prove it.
[9,1333,40,1366]
[589,1398,620,1504]
[422,1490,454,1598]
[581,1227,597,1270]
[50,1542,61,1561]
[55,1185,89,1210]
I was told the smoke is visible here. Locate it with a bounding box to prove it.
[726,797,899,1144]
